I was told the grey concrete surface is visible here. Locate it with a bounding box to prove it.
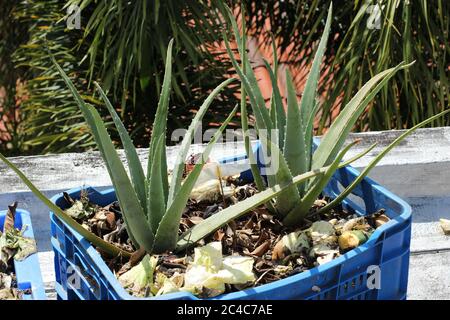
[1,126,450,299]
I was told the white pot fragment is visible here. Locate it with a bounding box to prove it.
[182,242,255,297]
[308,221,337,246]
[282,231,310,253]
[152,272,184,296]
[218,256,255,284]
[118,255,158,297]
[189,179,235,203]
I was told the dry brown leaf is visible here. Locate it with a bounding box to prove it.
[271,239,286,261]
[250,241,270,257]
[375,214,390,228]
[213,230,225,241]
[3,202,17,233]
[129,247,146,267]
[105,212,116,229]
[188,216,204,225]
[63,192,75,206]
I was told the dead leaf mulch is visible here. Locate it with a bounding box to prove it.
[0,202,37,300]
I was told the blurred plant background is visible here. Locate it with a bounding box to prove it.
[0,0,448,156]
[0,1,29,154]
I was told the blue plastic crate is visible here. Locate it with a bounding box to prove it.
[49,146,411,300]
[0,209,47,300]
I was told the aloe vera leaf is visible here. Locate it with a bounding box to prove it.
[235,7,266,194]
[317,108,450,214]
[224,4,242,55]
[147,39,174,204]
[260,133,300,217]
[223,32,270,132]
[168,77,236,206]
[147,134,167,231]
[222,25,270,195]
[222,35,274,204]
[226,6,271,131]
[243,58,273,131]
[0,153,129,258]
[176,167,327,251]
[283,69,307,196]
[312,61,414,171]
[245,134,267,193]
[51,55,105,157]
[86,105,155,251]
[270,33,279,81]
[223,7,273,132]
[305,99,320,161]
[52,56,140,246]
[283,140,360,226]
[152,105,238,253]
[94,82,146,210]
[340,142,378,167]
[263,59,286,149]
[301,4,332,169]
[269,95,278,141]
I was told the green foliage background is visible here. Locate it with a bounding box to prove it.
[0,0,448,156]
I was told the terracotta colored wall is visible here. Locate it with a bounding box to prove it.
[0,87,11,143]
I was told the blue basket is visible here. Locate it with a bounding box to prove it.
[0,209,47,300]
[49,146,412,300]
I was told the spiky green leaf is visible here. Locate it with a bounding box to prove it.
[147,134,167,231]
[283,69,307,196]
[147,39,174,204]
[312,61,414,171]
[263,59,286,149]
[94,82,146,210]
[318,108,450,214]
[300,3,332,168]
[86,105,155,251]
[222,32,271,133]
[253,129,300,218]
[283,139,360,226]
[52,55,143,247]
[234,4,267,194]
[152,105,238,253]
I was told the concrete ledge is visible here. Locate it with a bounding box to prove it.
[345,126,450,198]
[2,127,450,197]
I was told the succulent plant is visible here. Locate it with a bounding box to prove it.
[222,3,449,227]
[0,40,350,257]
[0,4,447,260]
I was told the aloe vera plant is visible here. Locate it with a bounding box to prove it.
[0,39,365,257]
[0,8,447,264]
[221,3,450,227]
